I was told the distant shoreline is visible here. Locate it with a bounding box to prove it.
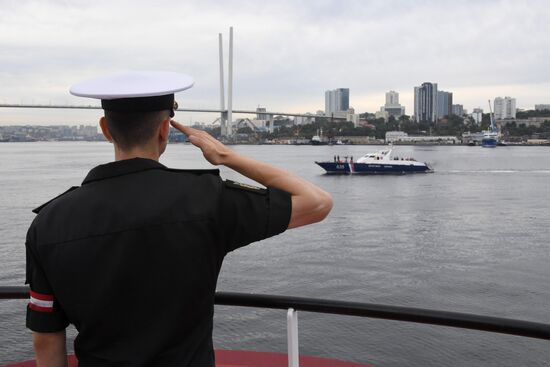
[1,140,549,147]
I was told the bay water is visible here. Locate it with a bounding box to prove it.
[1,142,549,366]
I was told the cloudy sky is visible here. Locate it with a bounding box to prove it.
[1,0,549,125]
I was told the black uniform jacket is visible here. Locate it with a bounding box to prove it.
[25,158,291,367]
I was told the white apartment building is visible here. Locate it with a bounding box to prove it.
[471,108,483,124]
[494,96,516,120]
[386,90,399,106]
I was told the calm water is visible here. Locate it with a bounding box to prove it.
[1,142,549,366]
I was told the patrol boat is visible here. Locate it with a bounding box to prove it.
[315,146,433,174]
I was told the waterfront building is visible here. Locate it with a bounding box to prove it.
[437,91,453,118]
[494,96,516,120]
[385,130,459,144]
[497,117,548,128]
[0,124,102,141]
[414,82,438,122]
[385,131,408,142]
[452,104,464,116]
[325,88,350,115]
[535,104,550,111]
[75,125,98,138]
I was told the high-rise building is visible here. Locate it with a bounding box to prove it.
[437,91,453,118]
[256,107,268,120]
[452,104,464,116]
[471,108,483,124]
[385,90,399,106]
[414,82,438,122]
[325,88,350,115]
[535,104,550,111]
[324,91,334,114]
[379,90,405,120]
[494,96,516,120]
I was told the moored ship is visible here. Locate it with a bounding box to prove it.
[481,131,498,148]
[482,99,500,148]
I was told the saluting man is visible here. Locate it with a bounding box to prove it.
[25,71,332,367]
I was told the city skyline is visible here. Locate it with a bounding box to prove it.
[0,84,543,126]
[1,0,549,125]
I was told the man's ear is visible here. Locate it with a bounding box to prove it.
[99,117,113,142]
[159,116,170,142]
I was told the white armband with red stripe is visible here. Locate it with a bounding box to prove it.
[29,291,54,313]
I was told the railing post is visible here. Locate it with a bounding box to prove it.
[287,308,299,367]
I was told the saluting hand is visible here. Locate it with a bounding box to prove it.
[170,120,233,166]
[171,121,332,230]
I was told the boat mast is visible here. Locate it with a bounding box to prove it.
[488,99,496,132]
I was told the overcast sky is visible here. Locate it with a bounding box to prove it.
[1,0,549,125]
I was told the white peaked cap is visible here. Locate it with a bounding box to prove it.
[69,70,194,100]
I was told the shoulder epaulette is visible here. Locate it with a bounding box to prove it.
[32,186,80,214]
[223,179,266,194]
[165,168,220,176]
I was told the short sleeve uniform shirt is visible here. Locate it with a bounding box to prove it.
[25,158,291,366]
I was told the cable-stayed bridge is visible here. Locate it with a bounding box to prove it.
[0,27,346,135]
[0,103,326,118]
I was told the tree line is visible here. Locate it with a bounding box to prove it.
[197,109,550,140]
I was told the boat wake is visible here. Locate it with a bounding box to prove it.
[443,169,550,174]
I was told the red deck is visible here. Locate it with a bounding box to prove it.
[6,350,372,367]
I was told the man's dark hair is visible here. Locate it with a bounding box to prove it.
[104,110,170,150]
